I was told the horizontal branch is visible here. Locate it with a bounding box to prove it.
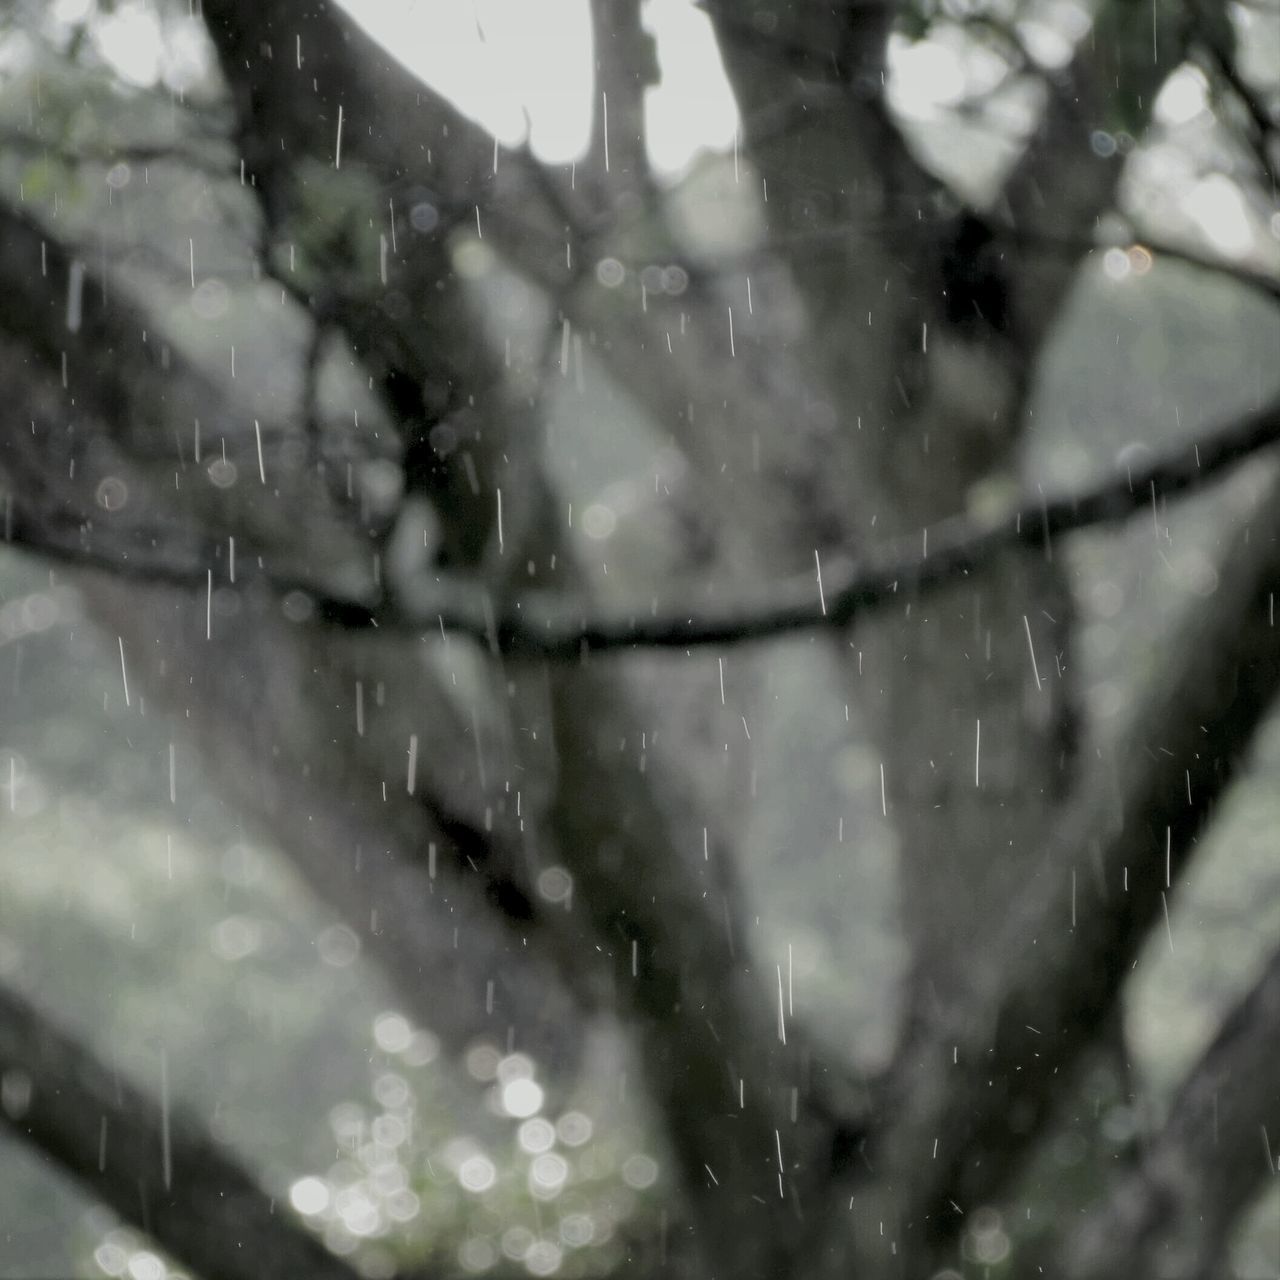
[0,982,362,1280]
[10,389,1280,655]
[1059,942,1280,1279]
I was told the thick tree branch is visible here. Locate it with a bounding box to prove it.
[885,455,1280,1239]
[998,0,1188,350]
[587,0,659,197]
[689,38,1177,1271]
[1058,943,1280,1279]
[193,15,860,1274]
[0,206,587,1076]
[194,0,856,596]
[489,320,864,1275]
[77,567,588,1073]
[0,982,362,1280]
[200,0,564,564]
[0,198,367,592]
[528,656,854,1276]
[197,0,877,597]
[701,0,895,99]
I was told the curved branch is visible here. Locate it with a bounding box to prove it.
[884,454,1280,1235]
[11,389,1280,654]
[0,982,362,1280]
[389,386,1280,653]
[1059,943,1280,1279]
[163,20,864,1272]
[0,205,587,1079]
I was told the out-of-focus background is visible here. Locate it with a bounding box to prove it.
[1,1,1279,1277]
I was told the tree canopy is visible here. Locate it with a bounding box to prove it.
[1,1,1279,1277]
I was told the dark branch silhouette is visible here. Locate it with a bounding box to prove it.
[10,389,1280,654]
[1058,941,1280,1279]
[2,0,1277,1275]
[895,459,1280,1232]
[0,982,365,1280]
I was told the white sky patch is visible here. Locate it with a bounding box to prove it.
[342,0,739,172]
[160,17,216,93]
[342,0,592,158]
[887,35,968,114]
[1155,64,1210,127]
[64,1,210,93]
[59,0,1257,259]
[642,0,738,174]
[1016,20,1075,68]
[1017,0,1092,70]
[885,27,1028,126]
[1185,174,1255,258]
[51,0,93,24]
[93,2,165,87]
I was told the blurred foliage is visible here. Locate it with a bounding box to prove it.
[1,0,1279,1277]
[0,551,660,1279]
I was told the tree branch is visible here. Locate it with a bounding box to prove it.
[997,0,1187,351]
[199,0,563,564]
[1058,942,1280,1279]
[0,981,362,1280]
[198,0,880,596]
[587,0,659,197]
[0,207,588,1077]
[700,0,895,96]
[178,20,862,1274]
[1188,0,1279,192]
[388,387,1280,652]
[883,455,1280,1239]
[11,387,1280,654]
[0,197,369,594]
